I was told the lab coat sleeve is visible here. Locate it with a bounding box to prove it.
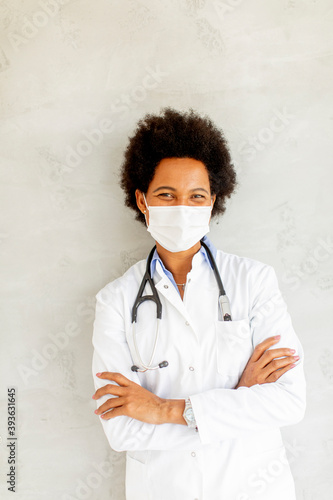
[190,264,307,445]
[92,284,202,452]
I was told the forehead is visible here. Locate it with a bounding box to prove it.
[149,157,210,187]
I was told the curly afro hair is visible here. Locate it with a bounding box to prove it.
[119,108,237,225]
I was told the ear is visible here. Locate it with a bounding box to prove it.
[135,189,147,215]
[209,194,217,224]
[211,194,217,207]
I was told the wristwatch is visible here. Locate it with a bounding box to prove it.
[183,398,198,430]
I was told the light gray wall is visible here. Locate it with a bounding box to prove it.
[1,1,332,499]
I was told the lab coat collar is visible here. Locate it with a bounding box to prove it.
[153,261,192,322]
[152,246,211,324]
[149,235,217,280]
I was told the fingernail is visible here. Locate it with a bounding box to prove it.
[94,410,98,414]
[290,349,296,354]
[274,335,281,339]
[92,395,95,399]
[293,355,300,360]
[96,373,101,376]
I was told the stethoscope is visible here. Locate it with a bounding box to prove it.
[130,239,232,372]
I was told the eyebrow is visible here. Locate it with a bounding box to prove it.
[152,186,209,194]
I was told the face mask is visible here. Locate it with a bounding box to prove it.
[142,193,212,253]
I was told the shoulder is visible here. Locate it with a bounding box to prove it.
[214,249,282,313]
[95,258,147,304]
[215,248,278,288]
[216,247,270,270]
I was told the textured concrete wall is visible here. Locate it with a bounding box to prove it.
[0,1,332,499]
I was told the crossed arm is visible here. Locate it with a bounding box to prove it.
[92,335,299,425]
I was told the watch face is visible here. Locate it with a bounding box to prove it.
[185,408,195,423]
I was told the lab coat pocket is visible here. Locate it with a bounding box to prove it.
[125,451,150,500]
[215,319,253,382]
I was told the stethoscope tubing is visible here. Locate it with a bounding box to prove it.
[131,239,232,372]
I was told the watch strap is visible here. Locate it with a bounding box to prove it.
[183,397,198,430]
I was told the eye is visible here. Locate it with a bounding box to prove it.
[191,194,208,201]
[158,193,173,198]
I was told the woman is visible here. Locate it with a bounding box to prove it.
[92,108,306,500]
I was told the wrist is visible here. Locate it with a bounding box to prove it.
[160,399,186,425]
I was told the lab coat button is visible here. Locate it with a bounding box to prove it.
[164,285,168,289]
[189,366,195,371]
[191,452,196,457]
[185,321,190,326]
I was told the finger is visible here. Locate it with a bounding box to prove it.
[260,348,298,366]
[95,396,124,415]
[265,363,297,383]
[251,336,281,362]
[96,372,131,386]
[262,355,298,378]
[100,406,125,420]
[94,383,125,400]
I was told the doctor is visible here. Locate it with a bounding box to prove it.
[92,108,306,500]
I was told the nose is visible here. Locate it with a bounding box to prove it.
[175,196,191,205]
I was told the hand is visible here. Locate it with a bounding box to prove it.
[92,372,185,425]
[235,336,299,389]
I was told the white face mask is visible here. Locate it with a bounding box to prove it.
[142,193,212,253]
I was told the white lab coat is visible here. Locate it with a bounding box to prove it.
[92,245,306,500]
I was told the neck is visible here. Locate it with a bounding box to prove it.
[155,241,202,281]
